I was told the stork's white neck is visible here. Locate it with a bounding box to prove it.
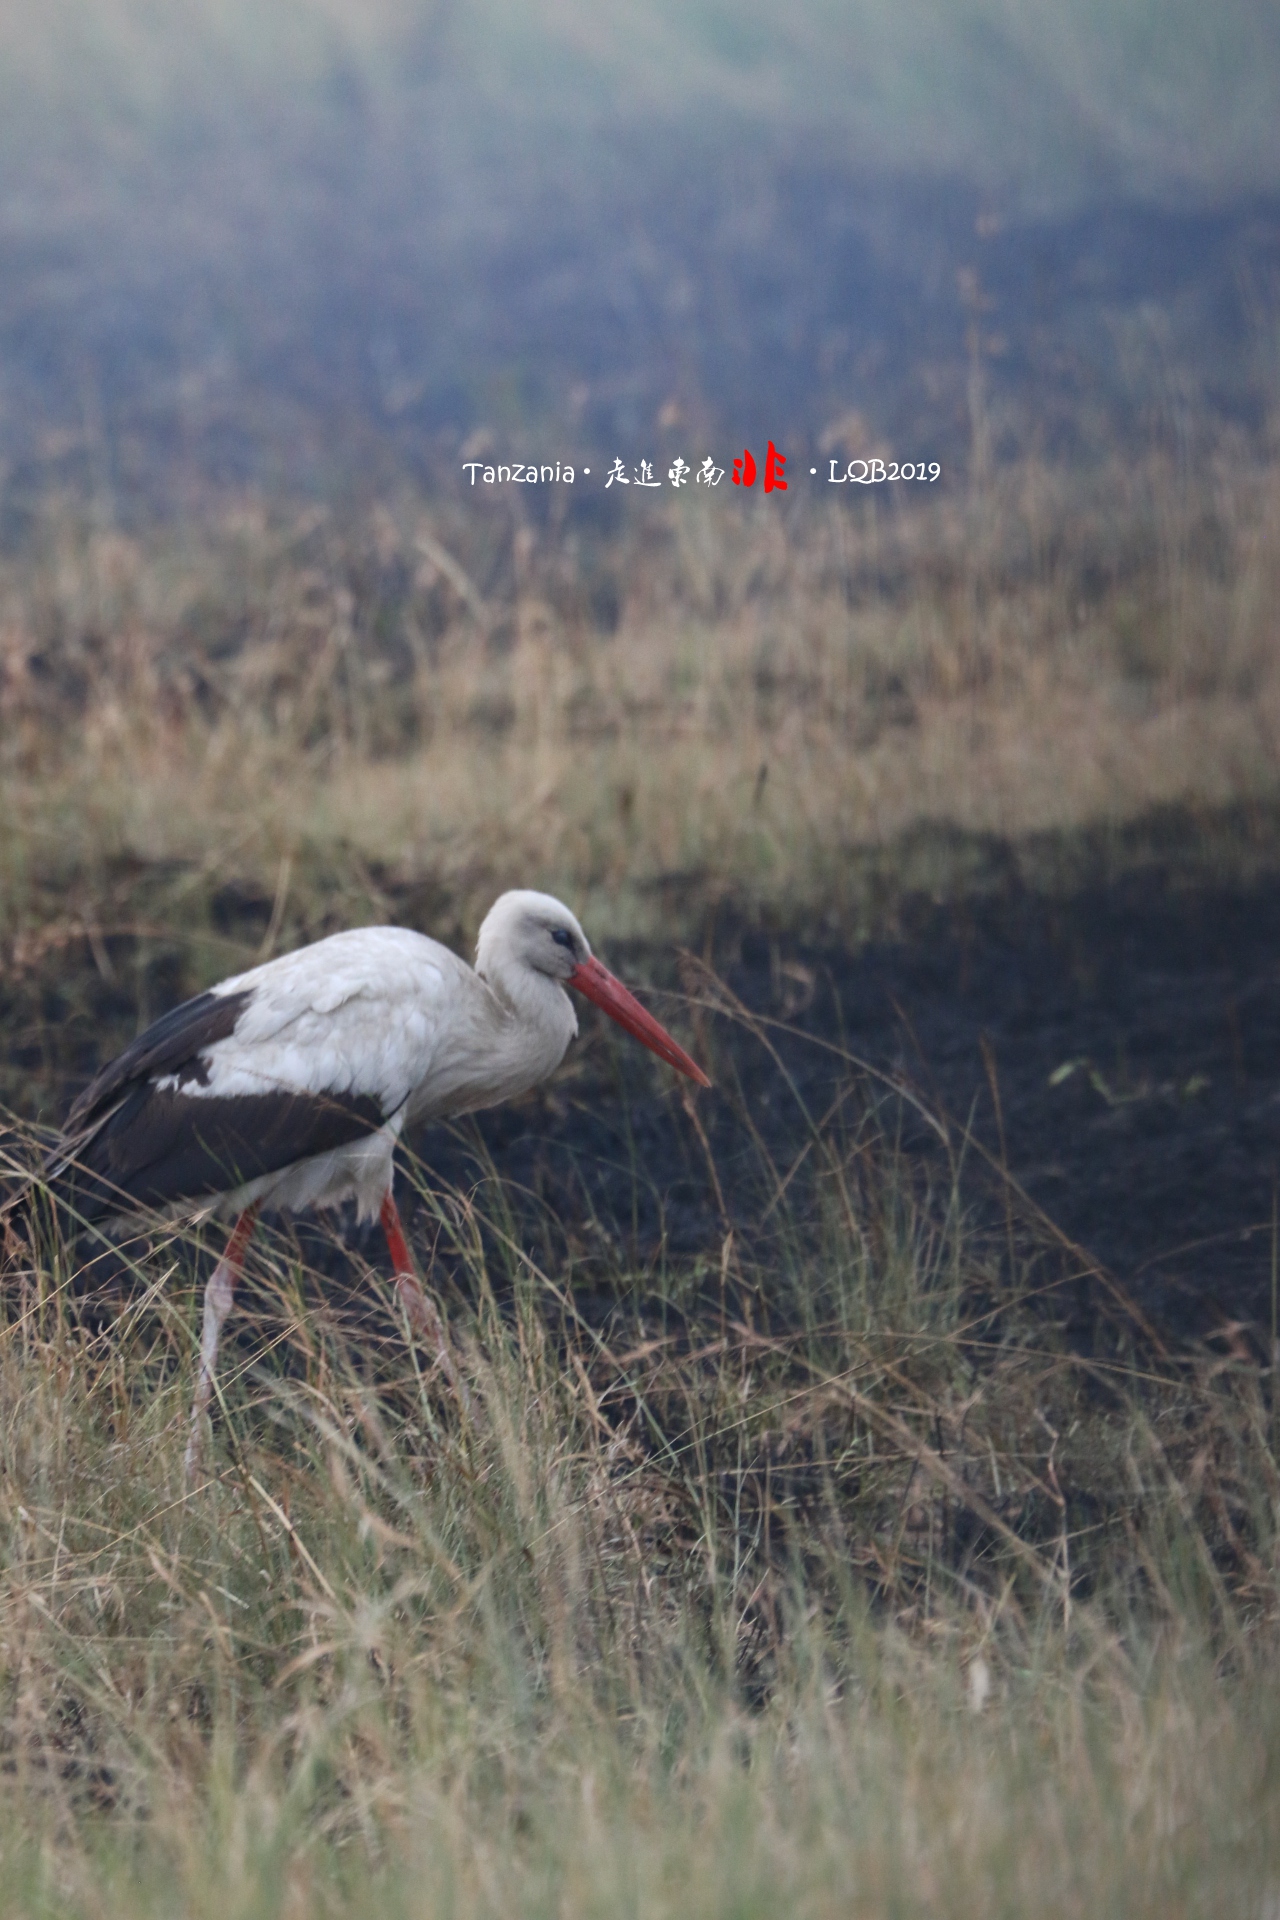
[475,940,578,1055]
[393,915,578,1127]
[412,887,584,1122]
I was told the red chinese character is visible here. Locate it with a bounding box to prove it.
[764,441,787,492]
[731,449,757,487]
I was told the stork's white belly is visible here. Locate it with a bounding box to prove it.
[219,1114,404,1222]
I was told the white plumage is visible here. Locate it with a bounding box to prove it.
[44,889,709,1477]
[155,920,575,1221]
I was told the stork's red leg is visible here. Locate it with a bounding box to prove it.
[380,1190,469,1407]
[380,1191,415,1276]
[184,1204,259,1481]
[381,1189,442,1333]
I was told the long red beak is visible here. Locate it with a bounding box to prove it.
[568,956,711,1087]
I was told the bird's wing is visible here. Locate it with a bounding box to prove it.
[64,986,256,1133]
[50,929,461,1218]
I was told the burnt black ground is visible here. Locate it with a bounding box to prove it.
[414,867,1280,1348]
[7,857,1280,1352]
[840,872,1280,1342]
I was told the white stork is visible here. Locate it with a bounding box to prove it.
[45,890,710,1475]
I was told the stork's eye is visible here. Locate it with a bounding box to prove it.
[551,927,576,952]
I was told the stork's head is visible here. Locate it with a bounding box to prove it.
[475,890,591,984]
[476,890,710,1087]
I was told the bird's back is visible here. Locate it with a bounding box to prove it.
[49,926,475,1222]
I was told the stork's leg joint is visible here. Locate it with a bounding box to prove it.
[381,1191,471,1412]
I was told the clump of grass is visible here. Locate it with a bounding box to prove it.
[3,1022,1280,1916]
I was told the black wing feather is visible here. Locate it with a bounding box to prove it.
[70,1085,387,1215]
[64,987,253,1132]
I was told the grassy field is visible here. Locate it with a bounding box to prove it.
[4,443,1279,969]
[4,1130,1280,1918]
[4,444,1280,1915]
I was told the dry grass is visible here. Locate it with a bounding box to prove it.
[4,446,1280,1913]
[3,445,1280,966]
[3,1043,1280,1918]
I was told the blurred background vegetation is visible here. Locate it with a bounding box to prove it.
[1,0,1278,520]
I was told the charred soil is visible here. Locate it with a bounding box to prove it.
[6,828,1279,1360]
